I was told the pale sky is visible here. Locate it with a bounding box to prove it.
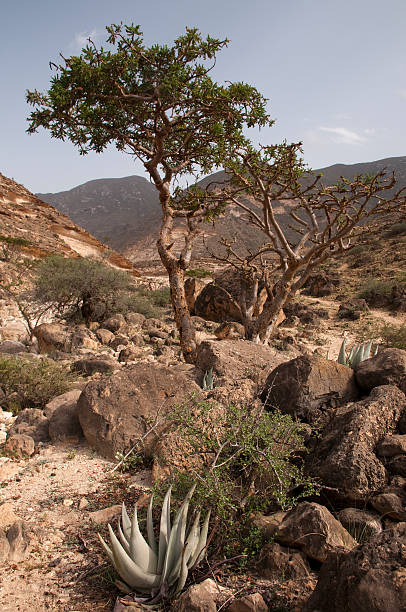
[1,0,405,193]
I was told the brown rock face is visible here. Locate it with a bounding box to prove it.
[185,277,207,314]
[304,522,406,612]
[8,408,50,443]
[77,364,201,460]
[33,323,71,353]
[309,385,406,502]
[194,282,242,323]
[275,502,356,562]
[173,578,219,612]
[227,593,269,612]
[356,348,406,394]
[258,542,310,580]
[261,355,359,425]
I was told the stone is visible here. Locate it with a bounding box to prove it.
[356,348,406,394]
[33,323,71,353]
[257,542,310,580]
[78,363,201,460]
[304,522,406,612]
[118,347,144,362]
[214,321,245,340]
[70,328,99,351]
[0,340,27,354]
[377,434,406,457]
[174,578,220,612]
[4,434,35,457]
[261,355,359,425]
[103,314,126,332]
[228,593,268,612]
[275,502,357,562]
[95,328,115,345]
[388,455,406,476]
[253,511,287,539]
[110,335,130,350]
[195,339,285,383]
[371,493,406,521]
[48,396,83,443]
[89,504,121,524]
[44,389,82,419]
[399,410,406,434]
[8,408,49,443]
[310,385,406,502]
[337,508,382,541]
[338,298,370,320]
[194,282,242,323]
[185,277,207,314]
[302,271,339,297]
[71,356,118,376]
[125,312,146,327]
[0,530,10,563]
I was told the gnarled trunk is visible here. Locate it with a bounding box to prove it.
[252,278,293,344]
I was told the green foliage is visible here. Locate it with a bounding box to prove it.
[379,323,406,350]
[155,398,316,558]
[0,235,31,261]
[358,278,393,305]
[124,286,171,319]
[34,256,132,322]
[98,486,210,603]
[337,337,377,368]
[0,356,75,414]
[186,268,212,279]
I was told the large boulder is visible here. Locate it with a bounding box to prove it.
[304,522,406,612]
[33,323,71,353]
[8,408,49,443]
[309,385,406,501]
[261,355,359,425]
[0,340,27,354]
[46,389,83,442]
[194,282,242,323]
[337,508,382,542]
[356,348,406,394]
[275,502,356,563]
[77,364,201,460]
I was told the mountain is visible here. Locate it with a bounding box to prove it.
[37,175,161,252]
[0,173,139,274]
[36,156,406,265]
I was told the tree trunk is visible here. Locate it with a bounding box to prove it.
[252,278,293,344]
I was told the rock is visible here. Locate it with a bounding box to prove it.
[89,504,122,524]
[356,348,406,394]
[337,508,382,541]
[302,272,339,297]
[310,386,406,501]
[142,318,170,332]
[77,364,201,460]
[253,511,287,539]
[338,298,370,320]
[228,593,268,612]
[8,408,50,443]
[4,434,35,457]
[71,356,118,376]
[283,302,326,326]
[185,277,207,314]
[304,522,406,612]
[125,312,146,327]
[194,282,242,323]
[399,411,406,434]
[0,503,19,529]
[48,397,83,443]
[118,347,145,362]
[388,455,406,476]
[103,314,126,332]
[275,502,357,562]
[0,340,27,354]
[0,530,10,563]
[7,520,30,562]
[196,339,285,383]
[110,335,130,351]
[214,321,245,340]
[95,328,115,345]
[261,355,359,425]
[371,493,406,521]
[377,435,406,457]
[257,542,310,580]
[174,578,220,612]
[44,389,82,419]
[70,328,99,351]
[391,284,406,312]
[33,323,71,353]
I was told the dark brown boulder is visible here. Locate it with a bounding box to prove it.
[71,356,118,376]
[8,408,49,443]
[261,355,359,425]
[356,348,406,394]
[337,508,382,542]
[304,522,406,612]
[77,364,201,460]
[338,298,369,320]
[194,282,242,323]
[309,385,406,501]
[257,542,311,579]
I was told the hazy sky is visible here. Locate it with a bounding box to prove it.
[1,0,405,193]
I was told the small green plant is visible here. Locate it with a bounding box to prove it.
[337,337,377,369]
[358,278,393,306]
[115,450,143,472]
[0,235,31,261]
[98,486,210,604]
[186,268,211,279]
[379,322,406,350]
[0,356,75,414]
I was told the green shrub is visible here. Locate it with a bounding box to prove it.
[34,256,132,322]
[186,268,212,279]
[379,323,406,350]
[0,356,75,414]
[358,278,393,305]
[0,235,31,261]
[154,398,316,559]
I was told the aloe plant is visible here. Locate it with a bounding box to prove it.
[337,337,378,369]
[98,485,210,604]
[202,368,214,391]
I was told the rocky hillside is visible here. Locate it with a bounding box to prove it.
[0,173,139,274]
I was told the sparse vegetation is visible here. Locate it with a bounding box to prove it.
[358,278,393,306]
[186,268,212,279]
[0,356,75,414]
[379,322,406,350]
[0,234,31,261]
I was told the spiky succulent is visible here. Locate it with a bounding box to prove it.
[202,368,214,391]
[98,485,210,604]
[337,337,378,369]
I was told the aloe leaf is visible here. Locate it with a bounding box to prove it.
[190,509,211,567]
[130,506,158,574]
[98,533,114,563]
[147,495,158,555]
[157,486,172,573]
[337,338,347,365]
[118,520,131,555]
[108,524,159,592]
[175,549,189,594]
[161,485,196,586]
[364,339,373,360]
[122,502,131,540]
[374,345,379,356]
